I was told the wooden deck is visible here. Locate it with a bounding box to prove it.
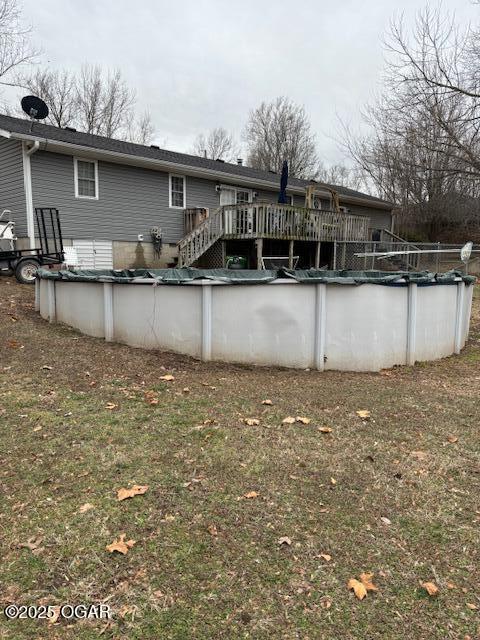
[178,203,371,267]
[222,203,369,241]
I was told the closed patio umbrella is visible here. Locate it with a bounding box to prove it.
[278,160,289,204]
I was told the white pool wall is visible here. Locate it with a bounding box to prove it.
[36,276,474,372]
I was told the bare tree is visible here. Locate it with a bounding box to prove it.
[76,65,102,134]
[77,65,135,137]
[127,111,155,145]
[342,5,480,241]
[0,0,36,87]
[244,97,318,178]
[385,6,480,176]
[20,68,76,127]
[19,64,153,143]
[191,127,239,161]
[316,160,365,191]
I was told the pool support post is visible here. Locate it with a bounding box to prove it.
[454,280,466,354]
[103,282,114,342]
[202,283,212,361]
[406,282,417,365]
[47,279,56,324]
[314,283,327,371]
[34,278,40,311]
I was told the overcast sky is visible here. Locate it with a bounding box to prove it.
[12,0,480,164]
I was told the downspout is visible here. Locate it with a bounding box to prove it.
[390,211,395,234]
[22,140,40,249]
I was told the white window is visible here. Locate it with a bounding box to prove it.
[169,174,186,208]
[219,186,253,206]
[74,158,98,199]
[236,190,251,204]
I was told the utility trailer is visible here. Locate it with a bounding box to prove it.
[0,207,64,284]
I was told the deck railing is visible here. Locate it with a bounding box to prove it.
[178,203,371,266]
[222,203,370,242]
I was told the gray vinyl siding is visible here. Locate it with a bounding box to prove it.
[186,175,222,212]
[0,138,26,236]
[346,202,392,230]
[28,149,391,243]
[31,151,183,243]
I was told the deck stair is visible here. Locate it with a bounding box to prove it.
[377,230,421,271]
[178,207,224,267]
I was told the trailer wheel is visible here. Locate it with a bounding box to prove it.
[15,259,39,284]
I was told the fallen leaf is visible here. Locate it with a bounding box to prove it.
[6,339,23,349]
[296,416,311,425]
[466,603,478,610]
[319,553,332,562]
[105,402,117,410]
[277,536,292,546]
[262,399,273,405]
[360,572,379,592]
[318,426,333,433]
[446,581,457,590]
[159,374,175,381]
[117,485,149,501]
[243,491,259,499]
[410,450,428,461]
[356,410,371,420]
[380,516,392,525]
[207,524,218,537]
[244,418,260,426]
[447,435,458,444]
[79,503,94,513]
[33,425,42,432]
[144,390,159,405]
[118,605,137,618]
[161,514,175,522]
[48,606,61,625]
[348,578,367,600]
[320,597,332,609]
[330,477,337,486]
[106,533,136,554]
[41,365,53,370]
[183,387,190,393]
[282,416,296,424]
[420,581,439,596]
[18,536,44,554]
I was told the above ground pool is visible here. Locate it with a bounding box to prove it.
[36,268,475,372]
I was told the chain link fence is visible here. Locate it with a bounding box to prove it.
[333,241,480,274]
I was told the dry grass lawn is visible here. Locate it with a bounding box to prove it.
[0,277,479,639]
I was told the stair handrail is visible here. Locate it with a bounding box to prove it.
[380,229,422,270]
[178,207,224,266]
[380,228,420,248]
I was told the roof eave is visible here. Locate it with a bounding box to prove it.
[8,130,393,211]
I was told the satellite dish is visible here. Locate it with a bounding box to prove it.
[460,241,473,263]
[21,95,49,120]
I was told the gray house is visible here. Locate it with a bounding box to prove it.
[0,113,394,270]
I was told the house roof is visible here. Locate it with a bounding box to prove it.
[0,113,393,210]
